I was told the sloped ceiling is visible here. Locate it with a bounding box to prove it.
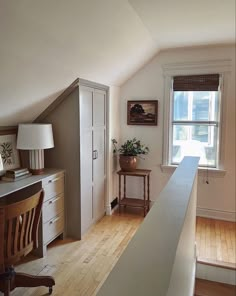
[129,0,235,48]
[0,0,235,125]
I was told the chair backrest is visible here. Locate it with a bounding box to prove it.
[0,190,44,267]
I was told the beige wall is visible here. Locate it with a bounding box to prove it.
[120,45,236,221]
[106,86,121,211]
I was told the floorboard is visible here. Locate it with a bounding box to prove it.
[196,217,236,266]
[195,279,236,296]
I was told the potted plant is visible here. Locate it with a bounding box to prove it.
[112,138,149,171]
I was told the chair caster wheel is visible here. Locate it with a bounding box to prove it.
[49,287,53,294]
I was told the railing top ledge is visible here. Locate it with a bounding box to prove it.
[97,156,199,296]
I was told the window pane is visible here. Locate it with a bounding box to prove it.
[192,91,218,121]
[172,124,217,167]
[173,91,188,120]
[173,91,218,121]
[192,125,208,142]
[192,91,209,120]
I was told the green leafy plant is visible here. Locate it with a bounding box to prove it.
[112,138,149,156]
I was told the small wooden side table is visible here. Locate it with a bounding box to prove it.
[117,169,151,217]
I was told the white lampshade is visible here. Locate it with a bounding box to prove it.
[17,124,54,150]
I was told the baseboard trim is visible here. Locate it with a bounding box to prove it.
[197,262,236,285]
[197,207,236,222]
[106,199,118,216]
[197,257,236,271]
[105,204,112,215]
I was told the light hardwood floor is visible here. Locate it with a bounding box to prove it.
[4,212,236,296]
[195,279,236,296]
[196,217,236,266]
[11,210,143,296]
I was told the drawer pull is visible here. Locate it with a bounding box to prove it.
[50,217,60,224]
[48,177,61,183]
[49,197,61,204]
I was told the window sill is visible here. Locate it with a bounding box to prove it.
[161,164,226,177]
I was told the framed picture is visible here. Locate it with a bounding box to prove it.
[0,127,20,170]
[127,100,158,126]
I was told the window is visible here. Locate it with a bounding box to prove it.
[162,60,231,173]
[170,74,221,167]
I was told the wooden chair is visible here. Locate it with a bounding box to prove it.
[0,189,55,296]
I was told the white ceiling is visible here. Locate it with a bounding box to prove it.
[129,0,235,48]
[0,0,235,124]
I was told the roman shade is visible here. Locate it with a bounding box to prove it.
[173,74,220,91]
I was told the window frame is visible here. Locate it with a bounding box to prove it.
[162,60,231,176]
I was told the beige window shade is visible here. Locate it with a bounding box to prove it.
[173,74,220,91]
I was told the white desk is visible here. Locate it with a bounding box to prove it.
[0,168,65,256]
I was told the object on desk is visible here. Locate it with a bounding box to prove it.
[17,124,54,175]
[1,172,32,182]
[6,167,28,174]
[5,167,29,177]
[0,127,21,171]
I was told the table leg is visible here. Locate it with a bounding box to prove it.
[143,176,146,217]
[119,174,121,214]
[124,175,126,198]
[147,174,150,212]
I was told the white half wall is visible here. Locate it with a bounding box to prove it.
[120,44,236,221]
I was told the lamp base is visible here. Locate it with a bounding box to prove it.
[29,150,45,175]
[30,168,45,175]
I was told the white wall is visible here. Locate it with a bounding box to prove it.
[106,86,121,211]
[0,0,158,126]
[120,45,235,221]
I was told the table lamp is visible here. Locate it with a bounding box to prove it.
[17,123,54,175]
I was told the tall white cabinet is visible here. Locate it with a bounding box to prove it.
[35,79,108,239]
[80,86,106,234]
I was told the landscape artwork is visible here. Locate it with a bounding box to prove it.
[127,100,158,126]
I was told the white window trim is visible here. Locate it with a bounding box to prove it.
[161,59,232,176]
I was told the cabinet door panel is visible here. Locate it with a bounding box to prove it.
[93,90,105,127]
[80,87,93,234]
[93,128,105,220]
[80,131,93,234]
[80,87,93,129]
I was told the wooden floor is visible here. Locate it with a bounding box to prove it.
[195,279,236,296]
[11,209,143,296]
[3,212,235,296]
[196,217,236,266]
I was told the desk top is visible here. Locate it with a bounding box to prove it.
[117,169,151,177]
[0,168,64,198]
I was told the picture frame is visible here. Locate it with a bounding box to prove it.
[0,127,21,171]
[127,100,158,126]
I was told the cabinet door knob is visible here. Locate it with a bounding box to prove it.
[93,150,98,160]
[49,196,61,204]
[48,177,61,183]
[50,216,60,224]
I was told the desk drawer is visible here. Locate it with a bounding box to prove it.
[43,211,64,245]
[43,194,64,223]
[43,173,64,202]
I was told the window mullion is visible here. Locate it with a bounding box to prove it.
[172,120,218,126]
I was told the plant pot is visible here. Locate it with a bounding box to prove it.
[119,155,137,171]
